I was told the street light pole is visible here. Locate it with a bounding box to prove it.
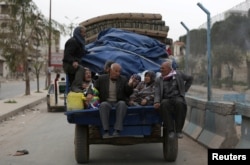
[180,21,190,74]
[65,16,79,37]
[197,2,212,101]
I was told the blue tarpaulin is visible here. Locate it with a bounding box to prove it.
[82,28,168,77]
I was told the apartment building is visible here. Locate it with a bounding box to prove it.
[0,1,61,79]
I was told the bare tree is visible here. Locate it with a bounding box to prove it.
[0,0,66,95]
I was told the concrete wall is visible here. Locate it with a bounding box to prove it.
[235,102,250,148]
[184,96,241,148]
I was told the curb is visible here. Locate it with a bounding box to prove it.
[0,97,46,122]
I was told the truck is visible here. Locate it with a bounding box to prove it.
[64,13,178,164]
[47,78,66,112]
[65,106,178,164]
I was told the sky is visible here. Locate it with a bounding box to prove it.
[33,0,246,50]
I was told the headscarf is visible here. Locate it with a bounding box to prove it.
[162,70,176,81]
[144,71,156,85]
[132,74,141,82]
[73,26,86,49]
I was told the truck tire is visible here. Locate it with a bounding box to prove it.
[47,96,52,112]
[47,104,52,112]
[75,125,89,164]
[163,128,178,162]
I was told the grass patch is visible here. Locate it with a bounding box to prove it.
[4,99,17,103]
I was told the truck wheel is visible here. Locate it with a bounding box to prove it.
[47,103,52,112]
[46,95,52,112]
[163,128,178,162]
[75,125,89,164]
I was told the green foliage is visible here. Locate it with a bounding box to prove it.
[233,81,247,86]
[212,44,243,67]
[212,15,249,52]
[181,10,250,87]
[219,77,233,88]
[180,29,207,57]
[4,99,17,103]
[0,0,66,72]
[219,77,247,88]
[0,0,66,95]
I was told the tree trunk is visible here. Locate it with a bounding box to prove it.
[24,60,30,95]
[36,74,40,92]
[246,60,250,89]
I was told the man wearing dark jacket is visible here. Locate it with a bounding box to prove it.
[94,63,135,138]
[154,59,193,138]
[63,25,88,92]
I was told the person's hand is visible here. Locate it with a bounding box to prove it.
[72,61,79,69]
[86,94,93,102]
[154,103,160,109]
[141,99,147,105]
[128,100,134,106]
[128,75,136,86]
[82,83,88,89]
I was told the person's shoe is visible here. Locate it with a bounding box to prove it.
[168,131,175,138]
[112,130,120,137]
[102,131,110,139]
[177,132,183,139]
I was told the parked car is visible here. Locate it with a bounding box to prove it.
[47,78,66,112]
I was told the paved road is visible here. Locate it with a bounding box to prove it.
[0,76,46,100]
[0,102,208,165]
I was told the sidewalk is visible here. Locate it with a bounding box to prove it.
[0,89,47,122]
[188,85,250,102]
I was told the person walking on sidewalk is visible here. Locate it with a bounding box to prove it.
[154,59,193,138]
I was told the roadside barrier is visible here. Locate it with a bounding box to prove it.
[235,102,250,148]
[185,96,239,148]
[198,101,238,148]
[184,96,206,140]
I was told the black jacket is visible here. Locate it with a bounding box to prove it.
[154,70,193,104]
[94,74,133,102]
[63,38,86,65]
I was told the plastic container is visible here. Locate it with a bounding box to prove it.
[67,92,85,110]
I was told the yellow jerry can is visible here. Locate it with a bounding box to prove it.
[67,92,85,110]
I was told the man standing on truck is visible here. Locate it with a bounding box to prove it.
[154,59,193,139]
[94,63,135,138]
[63,25,88,92]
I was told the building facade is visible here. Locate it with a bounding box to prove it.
[0,2,61,79]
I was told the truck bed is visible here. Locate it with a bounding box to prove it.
[64,106,162,137]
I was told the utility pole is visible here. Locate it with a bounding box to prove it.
[197,2,212,101]
[65,16,79,37]
[48,0,52,87]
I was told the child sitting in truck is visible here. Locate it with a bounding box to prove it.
[82,68,100,109]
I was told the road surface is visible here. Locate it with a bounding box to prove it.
[0,101,208,165]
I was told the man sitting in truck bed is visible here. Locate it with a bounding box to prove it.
[94,63,137,138]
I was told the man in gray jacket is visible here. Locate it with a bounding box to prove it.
[154,59,193,138]
[94,63,135,138]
